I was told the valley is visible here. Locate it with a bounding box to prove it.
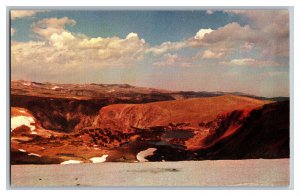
[10,80,290,164]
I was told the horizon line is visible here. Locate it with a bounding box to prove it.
[11,79,290,99]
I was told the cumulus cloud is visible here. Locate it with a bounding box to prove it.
[31,17,76,39]
[224,10,289,57]
[146,41,187,56]
[205,23,254,42]
[11,10,289,77]
[149,10,289,67]
[11,10,45,20]
[148,23,254,58]
[147,28,214,56]
[194,28,214,40]
[179,22,258,59]
[11,17,147,76]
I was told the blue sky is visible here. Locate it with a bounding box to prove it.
[10,9,290,97]
[12,10,240,45]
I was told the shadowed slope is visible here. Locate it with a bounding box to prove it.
[194,101,290,159]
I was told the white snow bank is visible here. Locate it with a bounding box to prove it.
[31,131,37,135]
[51,86,62,90]
[60,160,83,164]
[22,82,31,86]
[11,116,35,132]
[136,148,157,162]
[90,155,108,163]
[28,153,42,157]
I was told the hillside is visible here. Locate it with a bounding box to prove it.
[10,81,289,164]
[95,95,270,131]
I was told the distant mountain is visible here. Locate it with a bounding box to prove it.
[11,80,288,101]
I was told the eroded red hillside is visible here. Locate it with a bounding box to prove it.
[10,81,289,164]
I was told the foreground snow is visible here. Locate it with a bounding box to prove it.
[28,153,42,157]
[11,116,35,132]
[136,148,157,162]
[90,155,108,163]
[11,159,290,187]
[60,160,83,164]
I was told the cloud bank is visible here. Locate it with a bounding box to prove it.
[11,10,289,79]
[11,10,45,20]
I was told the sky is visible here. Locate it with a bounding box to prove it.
[10,9,290,97]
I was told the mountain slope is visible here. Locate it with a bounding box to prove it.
[94,95,270,131]
[194,101,290,159]
[10,81,289,164]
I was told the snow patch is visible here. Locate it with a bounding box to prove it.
[22,82,31,86]
[136,148,157,162]
[90,155,108,163]
[28,153,42,157]
[51,86,62,90]
[19,149,26,152]
[11,116,35,132]
[60,160,83,164]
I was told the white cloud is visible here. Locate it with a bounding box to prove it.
[221,58,281,67]
[229,58,256,66]
[149,10,289,67]
[146,41,187,56]
[153,53,197,67]
[31,17,76,39]
[223,10,289,57]
[49,31,76,49]
[11,10,289,78]
[153,53,180,66]
[148,23,252,58]
[194,28,214,40]
[202,50,225,59]
[11,10,45,20]
[126,32,140,40]
[147,28,214,56]
[148,18,288,68]
[200,23,255,44]
[11,18,147,76]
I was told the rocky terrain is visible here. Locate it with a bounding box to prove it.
[10,80,290,164]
